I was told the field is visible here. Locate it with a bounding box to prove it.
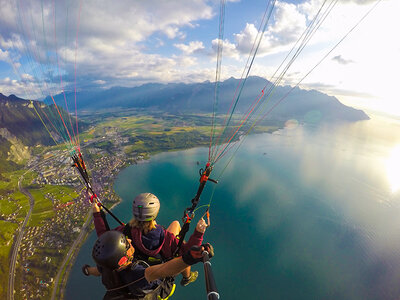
[0,170,31,298]
[78,111,283,159]
[0,167,78,298]
[28,186,79,227]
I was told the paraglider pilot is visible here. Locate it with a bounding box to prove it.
[86,192,207,287]
[91,230,214,299]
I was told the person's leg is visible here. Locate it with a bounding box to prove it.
[166,220,181,236]
[182,266,190,277]
[166,221,197,285]
[180,269,198,286]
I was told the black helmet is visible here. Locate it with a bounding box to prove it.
[132,193,160,221]
[92,231,130,270]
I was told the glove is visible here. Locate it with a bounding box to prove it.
[182,243,214,265]
[203,243,214,258]
[82,264,90,276]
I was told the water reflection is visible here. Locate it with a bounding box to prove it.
[66,114,400,300]
[386,144,400,193]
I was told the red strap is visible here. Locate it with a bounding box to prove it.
[90,193,97,203]
[200,173,209,183]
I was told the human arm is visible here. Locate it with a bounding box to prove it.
[92,202,108,236]
[144,257,188,282]
[180,218,207,254]
[145,244,213,282]
[82,264,101,277]
[91,201,124,236]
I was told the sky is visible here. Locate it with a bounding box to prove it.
[0,0,398,116]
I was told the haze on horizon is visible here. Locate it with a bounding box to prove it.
[0,0,398,116]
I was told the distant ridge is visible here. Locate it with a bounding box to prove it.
[0,93,54,147]
[0,93,83,172]
[47,76,370,123]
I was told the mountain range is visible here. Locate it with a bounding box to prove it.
[47,76,369,123]
[1,77,370,171]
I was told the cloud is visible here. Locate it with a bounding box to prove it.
[0,76,40,98]
[341,0,378,4]
[0,0,395,108]
[223,2,307,58]
[0,0,215,93]
[211,38,239,59]
[21,73,35,82]
[269,1,307,45]
[93,80,106,85]
[174,41,205,55]
[0,49,10,62]
[332,55,354,65]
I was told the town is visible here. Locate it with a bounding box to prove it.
[13,141,141,300]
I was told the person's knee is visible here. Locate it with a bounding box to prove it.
[167,220,181,235]
[171,220,180,227]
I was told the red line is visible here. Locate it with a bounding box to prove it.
[50,94,74,144]
[53,0,78,147]
[74,0,83,149]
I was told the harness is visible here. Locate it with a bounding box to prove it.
[101,261,175,300]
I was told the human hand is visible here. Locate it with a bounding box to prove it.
[196,218,207,233]
[202,243,214,258]
[87,190,100,212]
[87,190,99,205]
[182,243,214,265]
[86,189,94,202]
[92,202,101,213]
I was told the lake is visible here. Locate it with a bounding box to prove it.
[65,115,400,299]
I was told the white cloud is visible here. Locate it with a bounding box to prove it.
[0,0,397,117]
[224,2,307,58]
[234,23,260,54]
[93,80,106,85]
[174,41,205,55]
[211,38,239,59]
[0,77,37,98]
[0,48,10,61]
[21,73,35,82]
[0,0,215,92]
[332,55,354,65]
[270,1,307,44]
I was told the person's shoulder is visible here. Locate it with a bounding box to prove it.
[156,224,166,231]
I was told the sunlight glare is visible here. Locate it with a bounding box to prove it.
[386,145,400,193]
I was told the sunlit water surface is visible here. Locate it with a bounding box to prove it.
[65,115,400,299]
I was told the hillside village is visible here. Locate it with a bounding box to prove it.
[10,139,143,300]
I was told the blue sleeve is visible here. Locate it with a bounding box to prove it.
[122,263,161,291]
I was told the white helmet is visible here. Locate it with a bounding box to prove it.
[132,193,160,221]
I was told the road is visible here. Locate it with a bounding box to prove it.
[50,210,92,300]
[7,173,35,300]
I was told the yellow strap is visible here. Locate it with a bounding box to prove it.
[157,283,176,300]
